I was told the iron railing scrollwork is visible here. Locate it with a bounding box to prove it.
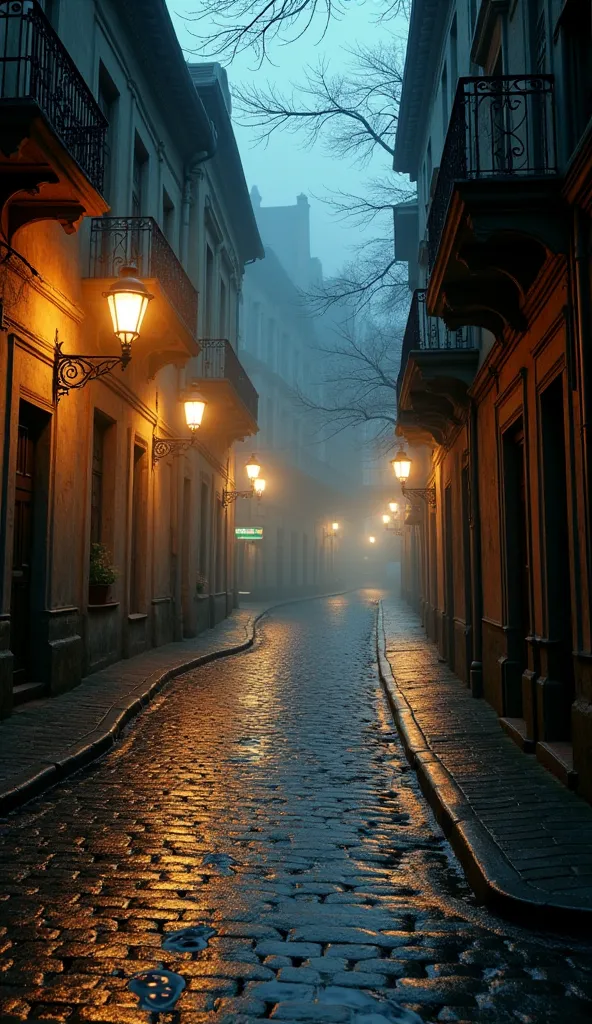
[0,1,107,193]
[197,339,259,423]
[88,217,198,337]
[396,290,472,405]
[427,75,557,269]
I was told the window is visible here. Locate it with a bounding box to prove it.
[199,480,209,580]
[91,417,107,545]
[132,135,148,219]
[41,0,60,26]
[205,245,214,337]
[470,0,477,33]
[266,397,274,446]
[267,320,276,370]
[450,15,458,89]
[98,64,119,205]
[219,278,227,338]
[162,188,175,247]
[441,63,449,128]
[130,443,148,613]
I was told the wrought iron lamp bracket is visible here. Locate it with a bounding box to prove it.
[401,485,437,510]
[53,335,128,403]
[222,488,255,509]
[152,435,197,466]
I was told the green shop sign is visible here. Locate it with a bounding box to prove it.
[235,527,264,541]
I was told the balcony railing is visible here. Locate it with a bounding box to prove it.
[397,290,472,402]
[427,75,557,269]
[88,217,198,337]
[197,340,259,424]
[0,1,107,193]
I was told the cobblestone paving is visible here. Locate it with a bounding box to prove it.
[1,591,592,1024]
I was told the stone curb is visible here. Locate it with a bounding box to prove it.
[0,589,351,818]
[375,601,592,932]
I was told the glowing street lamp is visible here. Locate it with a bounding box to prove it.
[183,389,207,432]
[391,448,412,485]
[369,535,376,544]
[332,522,340,532]
[253,477,266,497]
[105,265,154,366]
[246,454,261,482]
[382,514,391,525]
[152,386,208,465]
[389,501,399,514]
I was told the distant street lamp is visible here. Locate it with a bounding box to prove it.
[390,447,436,510]
[223,456,267,508]
[389,501,399,514]
[332,522,340,532]
[382,514,391,525]
[369,535,376,544]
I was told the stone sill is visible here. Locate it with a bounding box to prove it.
[128,613,148,622]
[88,602,120,612]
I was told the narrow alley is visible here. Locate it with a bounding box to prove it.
[1,593,591,1024]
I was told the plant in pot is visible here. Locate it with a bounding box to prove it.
[195,572,208,597]
[89,543,118,605]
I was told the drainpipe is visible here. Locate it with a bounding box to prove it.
[469,397,483,697]
[574,208,592,638]
[180,138,218,272]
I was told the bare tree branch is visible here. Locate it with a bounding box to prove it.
[182,0,411,62]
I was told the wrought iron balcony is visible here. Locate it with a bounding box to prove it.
[397,290,471,403]
[427,76,557,270]
[196,340,259,433]
[0,1,107,193]
[88,217,198,338]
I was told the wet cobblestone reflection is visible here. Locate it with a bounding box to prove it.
[1,592,592,1023]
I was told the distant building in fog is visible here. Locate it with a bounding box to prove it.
[236,191,363,598]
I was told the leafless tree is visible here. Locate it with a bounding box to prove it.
[299,312,405,447]
[184,0,411,62]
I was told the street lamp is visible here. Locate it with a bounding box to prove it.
[223,456,267,508]
[332,522,340,532]
[382,514,391,525]
[246,455,261,482]
[389,501,399,514]
[54,263,154,402]
[369,535,376,544]
[390,447,436,510]
[153,385,207,465]
[105,265,154,363]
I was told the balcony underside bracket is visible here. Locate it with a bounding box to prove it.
[441,278,527,337]
[147,350,191,379]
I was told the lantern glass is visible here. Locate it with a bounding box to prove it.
[332,522,339,532]
[184,398,206,431]
[105,266,153,349]
[382,514,391,525]
[391,448,412,483]
[369,535,376,544]
[389,501,399,514]
[253,477,266,496]
[246,455,261,481]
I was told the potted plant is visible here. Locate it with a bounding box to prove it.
[89,543,118,605]
[195,572,208,596]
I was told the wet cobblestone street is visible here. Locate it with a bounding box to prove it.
[1,592,592,1024]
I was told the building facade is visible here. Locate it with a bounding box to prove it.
[395,0,592,798]
[236,192,364,599]
[0,0,262,717]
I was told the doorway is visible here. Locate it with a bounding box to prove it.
[444,485,455,668]
[502,419,530,715]
[540,375,574,740]
[11,400,51,694]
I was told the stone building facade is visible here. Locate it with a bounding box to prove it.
[395,0,592,798]
[0,0,262,716]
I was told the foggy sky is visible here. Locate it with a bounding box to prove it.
[166,2,406,276]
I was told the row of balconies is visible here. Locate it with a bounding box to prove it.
[397,74,561,446]
[0,1,258,440]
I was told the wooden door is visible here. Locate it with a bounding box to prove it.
[11,422,35,684]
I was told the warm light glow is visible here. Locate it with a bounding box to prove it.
[184,396,206,431]
[253,477,266,496]
[389,502,399,514]
[332,522,339,532]
[104,265,153,359]
[369,535,376,544]
[246,455,261,481]
[391,448,412,484]
[382,514,391,525]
